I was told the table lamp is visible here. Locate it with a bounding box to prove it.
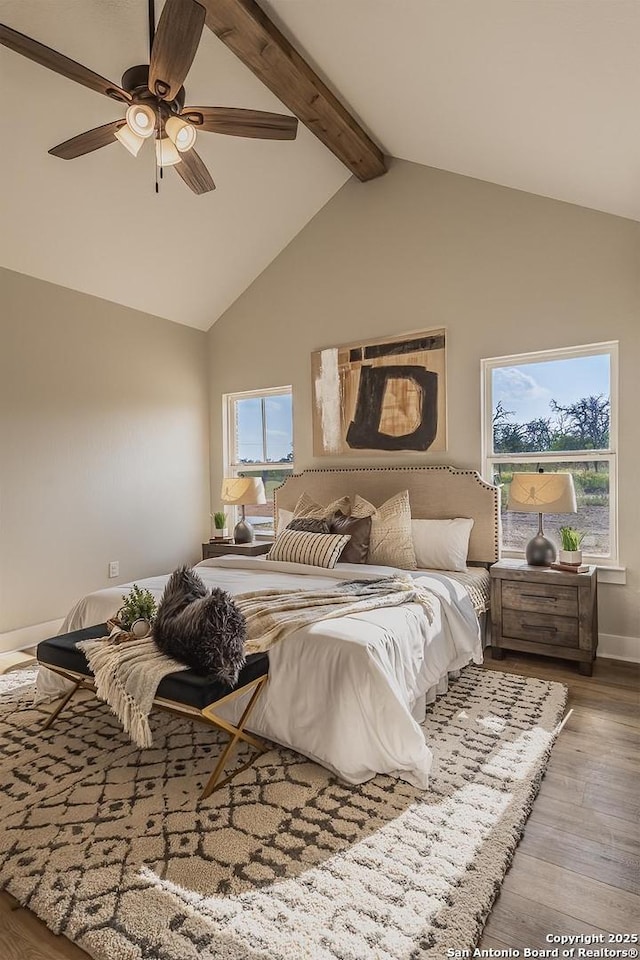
[507,470,577,566]
[220,477,267,544]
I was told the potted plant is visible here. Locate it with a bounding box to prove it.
[558,526,585,565]
[116,585,157,637]
[212,511,228,540]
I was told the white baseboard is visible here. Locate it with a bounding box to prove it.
[598,633,640,662]
[0,619,64,655]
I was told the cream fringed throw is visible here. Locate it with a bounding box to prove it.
[237,575,435,654]
[79,577,434,747]
[77,634,187,749]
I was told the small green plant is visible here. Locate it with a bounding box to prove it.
[213,511,227,531]
[559,526,585,551]
[118,585,157,629]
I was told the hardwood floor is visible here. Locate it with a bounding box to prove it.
[479,651,640,949]
[0,651,637,958]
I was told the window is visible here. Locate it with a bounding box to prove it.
[481,342,618,563]
[224,386,293,536]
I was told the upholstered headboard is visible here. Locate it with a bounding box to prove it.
[274,466,500,564]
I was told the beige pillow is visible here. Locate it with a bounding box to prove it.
[293,492,351,520]
[352,490,417,569]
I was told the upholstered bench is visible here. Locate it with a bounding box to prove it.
[37,623,269,799]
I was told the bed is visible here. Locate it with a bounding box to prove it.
[37,466,499,790]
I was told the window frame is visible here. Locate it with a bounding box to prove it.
[481,341,619,565]
[223,385,294,537]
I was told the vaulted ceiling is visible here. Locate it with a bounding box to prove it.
[262,0,640,223]
[1,1,637,331]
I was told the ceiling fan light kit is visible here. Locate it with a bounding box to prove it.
[165,115,197,152]
[155,137,181,168]
[115,124,145,157]
[125,103,156,139]
[0,0,299,195]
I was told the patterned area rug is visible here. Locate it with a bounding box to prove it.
[0,666,566,960]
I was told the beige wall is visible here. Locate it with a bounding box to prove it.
[0,268,210,634]
[208,159,640,642]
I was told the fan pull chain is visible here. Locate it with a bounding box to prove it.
[155,117,160,194]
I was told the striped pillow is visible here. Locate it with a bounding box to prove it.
[267,530,351,569]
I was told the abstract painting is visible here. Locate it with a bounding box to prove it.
[312,328,447,456]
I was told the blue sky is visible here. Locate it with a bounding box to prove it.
[236,393,293,462]
[493,354,610,423]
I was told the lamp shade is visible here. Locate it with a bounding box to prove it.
[125,103,156,139]
[155,137,181,167]
[507,472,577,514]
[165,116,197,152]
[115,124,145,157]
[220,477,266,506]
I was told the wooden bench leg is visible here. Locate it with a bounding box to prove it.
[199,677,268,800]
[42,679,82,730]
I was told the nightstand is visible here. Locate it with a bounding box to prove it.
[490,558,598,675]
[202,541,273,560]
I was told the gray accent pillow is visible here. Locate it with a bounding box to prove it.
[286,517,331,534]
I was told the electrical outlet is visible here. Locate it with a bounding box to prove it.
[108,561,119,579]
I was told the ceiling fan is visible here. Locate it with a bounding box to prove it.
[0,0,298,194]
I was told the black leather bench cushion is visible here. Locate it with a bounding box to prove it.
[37,623,268,712]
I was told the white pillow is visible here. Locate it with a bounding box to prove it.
[411,518,474,572]
[277,509,294,535]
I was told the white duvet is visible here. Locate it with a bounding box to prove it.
[37,556,483,789]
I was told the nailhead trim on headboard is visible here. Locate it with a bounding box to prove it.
[273,465,500,563]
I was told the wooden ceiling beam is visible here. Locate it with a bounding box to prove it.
[199,0,387,181]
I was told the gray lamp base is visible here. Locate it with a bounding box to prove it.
[525,534,556,567]
[233,519,254,544]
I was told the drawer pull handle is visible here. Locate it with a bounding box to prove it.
[524,594,556,602]
[523,622,558,633]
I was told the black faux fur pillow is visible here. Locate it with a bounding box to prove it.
[153,566,247,685]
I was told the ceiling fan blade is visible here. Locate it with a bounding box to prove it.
[49,121,124,160]
[149,0,205,101]
[0,23,130,102]
[181,106,298,140]
[174,149,215,194]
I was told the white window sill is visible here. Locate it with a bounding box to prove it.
[595,566,626,585]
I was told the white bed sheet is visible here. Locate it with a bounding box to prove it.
[37,556,483,789]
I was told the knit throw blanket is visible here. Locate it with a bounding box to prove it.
[78,631,188,749]
[78,576,434,748]
[238,575,435,654]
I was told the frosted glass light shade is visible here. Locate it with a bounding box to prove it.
[125,103,156,138]
[115,124,144,157]
[165,116,197,152]
[507,472,577,514]
[220,477,267,506]
[155,137,181,167]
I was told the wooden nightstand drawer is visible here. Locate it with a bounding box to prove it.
[503,609,579,648]
[502,581,578,618]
